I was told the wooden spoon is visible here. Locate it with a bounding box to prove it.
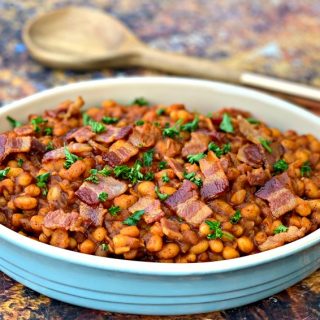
[23,6,320,104]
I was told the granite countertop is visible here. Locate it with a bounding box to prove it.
[0,0,320,319]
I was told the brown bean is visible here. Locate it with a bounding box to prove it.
[14,196,37,210]
[157,243,180,259]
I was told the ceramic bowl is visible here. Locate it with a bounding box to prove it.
[1,77,320,315]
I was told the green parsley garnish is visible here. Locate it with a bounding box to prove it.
[109,205,121,216]
[131,97,149,106]
[273,159,288,174]
[123,209,145,226]
[99,167,113,176]
[187,153,206,164]
[259,138,272,153]
[156,108,165,116]
[0,168,10,181]
[6,116,22,128]
[162,173,170,183]
[208,142,231,158]
[114,165,131,180]
[114,161,144,185]
[143,149,154,167]
[155,186,168,201]
[45,141,54,151]
[64,146,80,169]
[44,127,53,135]
[36,172,50,196]
[144,172,155,181]
[274,224,288,234]
[230,210,242,224]
[301,161,312,177]
[82,113,91,125]
[220,113,234,133]
[83,113,106,133]
[135,120,145,126]
[183,172,203,187]
[181,116,199,132]
[101,243,109,251]
[162,120,182,138]
[17,159,24,168]
[158,161,167,170]
[102,116,119,124]
[85,167,112,184]
[246,117,260,125]
[206,220,223,239]
[31,116,47,133]
[98,192,108,202]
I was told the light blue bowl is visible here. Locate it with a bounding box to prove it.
[1,77,320,315]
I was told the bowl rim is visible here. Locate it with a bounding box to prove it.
[1,76,320,276]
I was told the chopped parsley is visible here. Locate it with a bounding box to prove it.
[64,146,81,169]
[187,153,206,164]
[301,161,312,177]
[45,141,54,151]
[143,149,154,167]
[114,165,131,180]
[114,161,144,185]
[6,116,22,128]
[259,138,272,153]
[85,167,112,184]
[156,108,165,116]
[99,167,113,176]
[273,159,288,174]
[155,186,168,201]
[162,120,182,138]
[82,113,91,125]
[158,161,167,170]
[206,220,223,239]
[246,117,260,125]
[144,172,155,181]
[131,97,149,106]
[0,168,10,181]
[123,209,145,226]
[36,172,50,196]
[31,116,47,133]
[102,116,119,124]
[230,210,242,224]
[109,205,121,216]
[208,142,231,158]
[274,224,288,234]
[83,113,106,133]
[135,120,145,126]
[17,159,24,168]
[98,192,108,202]
[181,116,199,132]
[220,113,234,133]
[101,243,109,251]
[162,172,170,183]
[183,172,203,187]
[44,127,53,135]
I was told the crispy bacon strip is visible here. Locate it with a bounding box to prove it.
[238,116,269,144]
[129,123,161,148]
[95,125,132,145]
[155,138,182,158]
[79,202,106,226]
[14,125,34,136]
[128,196,165,224]
[255,173,298,218]
[199,151,229,200]
[103,140,138,166]
[44,209,83,231]
[0,135,32,163]
[66,126,95,143]
[165,157,184,180]
[258,226,306,251]
[181,132,210,157]
[160,218,183,241]
[237,144,263,168]
[75,176,127,206]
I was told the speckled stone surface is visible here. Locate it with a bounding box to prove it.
[0,0,320,319]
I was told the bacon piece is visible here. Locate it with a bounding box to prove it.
[199,151,229,200]
[79,202,106,226]
[31,138,46,154]
[238,116,269,144]
[44,209,83,231]
[129,123,161,148]
[247,168,270,186]
[14,125,34,136]
[95,125,132,145]
[164,180,212,226]
[128,196,165,224]
[160,218,183,241]
[258,226,306,251]
[0,135,7,162]
[0,135,32,162]
[255,173,298,218]
[42,143,93,162]
[75,176,127,206]
[263,141,284,168]
[181,132,210,157]
[155,138,182,158]
[165,157,184,180]
[237,144,263,168]
[103,140,138,166]
[66,126,95,143]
